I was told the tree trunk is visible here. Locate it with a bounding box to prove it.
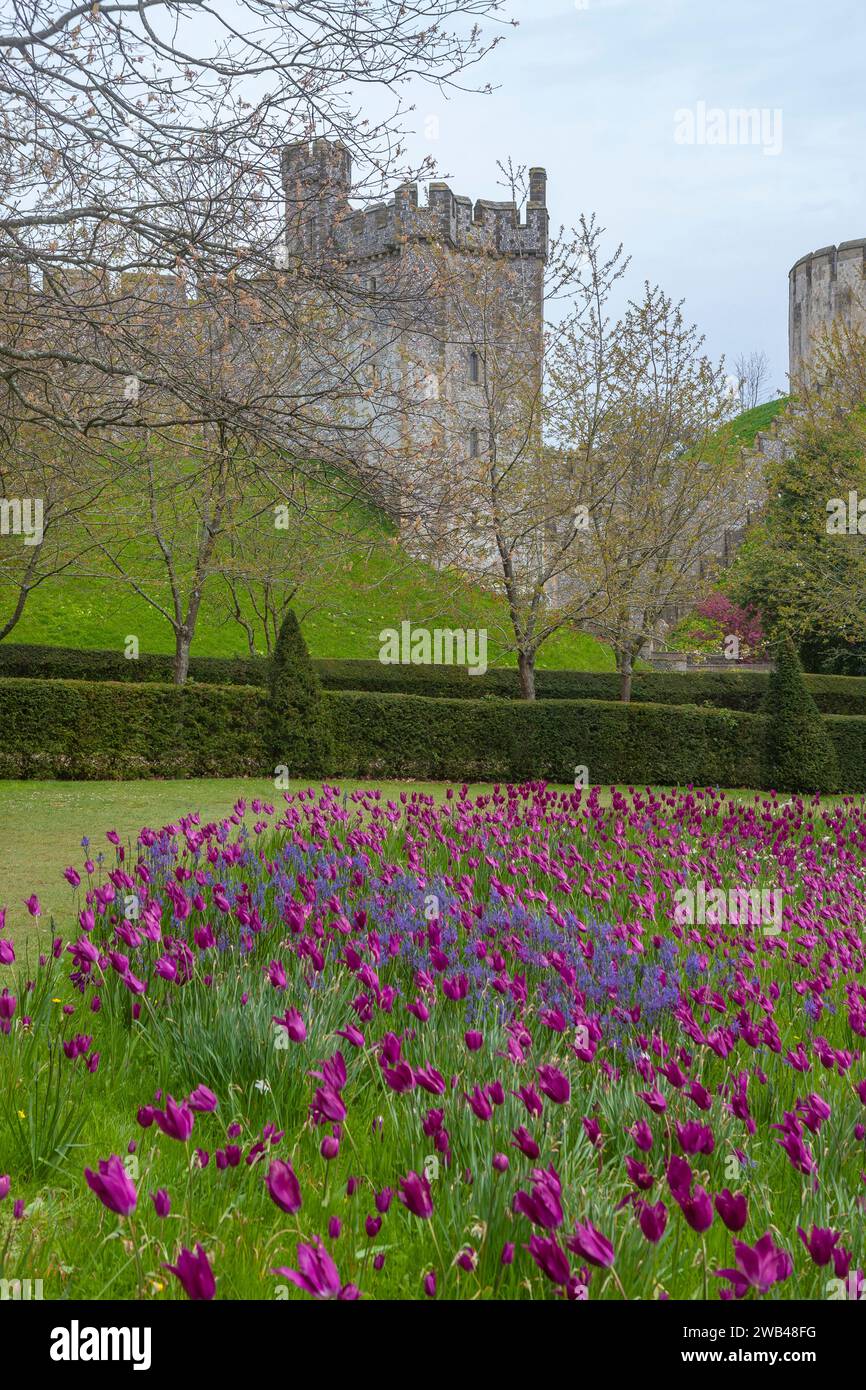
[517,650,536,701]
[619,650,633,703]
[174,630,191,685]
[0,585,30,642]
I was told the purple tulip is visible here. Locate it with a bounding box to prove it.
[153,1096,194,1142]
[513,1165,563,1230]
[675,1121,715,1156]
[265,1159,302,1214]
[526,1234,570,1285]
[273,1007,306,1043]
[164,1244,216,1300]
[272,1238,359,1300]
[187,1085,218,1113]
[84,1155,137,1217]
[625,1155,654,1191]
[567,1221,615,1268]
[0,989,16,1032]
[150,1188,171,1218]
[715,1188,748,1232]
[537,1064,570,1104]
[797,1225,840,1267]
[398,1170,434,1219]
[511,1126,540,1160]
[637,1199,668,1243]
[466,1084,493,1120]
[715,1232,793,1298]
[679,1184,714,1234]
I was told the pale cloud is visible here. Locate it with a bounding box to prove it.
[384,0,866,396]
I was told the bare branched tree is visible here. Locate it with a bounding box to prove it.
[734,349,770,411]
[552,285,756,700]
[0,0,511,658]
[401,209,628,699]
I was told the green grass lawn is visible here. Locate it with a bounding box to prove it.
[2,467,612,671]
[3,403,783,671]
[699,395,789,464]
[724,396,789,444]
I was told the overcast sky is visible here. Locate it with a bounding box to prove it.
[388,0,866,398]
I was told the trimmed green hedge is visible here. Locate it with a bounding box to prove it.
[318,661,866,716]
[3,676,862,789]
[0,678,266,779]
[0,643,264,687]
[826,715,866,790]
[327,692,770,787]
[2,643,866,715]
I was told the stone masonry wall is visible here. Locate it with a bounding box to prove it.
[789,239,866,385]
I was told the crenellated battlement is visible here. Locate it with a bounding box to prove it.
[278,135,549,528]
[789,239,866,383]
[281,138,548,263]
[336,187,548,261]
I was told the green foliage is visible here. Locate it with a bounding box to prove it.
[5,644,866,714]
[0,643,264,685]
[826,714,866,782]
[712,397,789,451]
[0,971,89,1180]
[799,634,866,677]
[0,677,266,779]
[327,691,768,787]
[761,639,842,793]
[2,671,864,790]
[0,462,611,670]
[267,611,335,776]
[726,390,866,667]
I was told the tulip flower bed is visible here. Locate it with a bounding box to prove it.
[1,781,865,1302]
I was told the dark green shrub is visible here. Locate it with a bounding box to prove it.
[267,612,334,776]
[825,715,866,791]
[0,642,265,686]
[761,639,841,793]
[1,676,862,790]
[327,692,768,787]
[0,678,266,779]
[3,643,866,715]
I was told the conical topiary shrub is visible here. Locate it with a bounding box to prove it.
[267,610,335,776]
[761,636,840,793]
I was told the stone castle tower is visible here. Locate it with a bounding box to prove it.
[789,238,866,384]
[281,139,549,533]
